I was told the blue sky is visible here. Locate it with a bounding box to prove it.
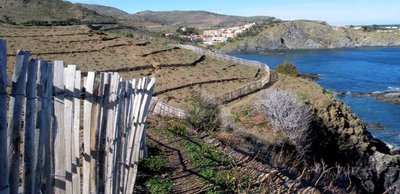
[69,0,400,25]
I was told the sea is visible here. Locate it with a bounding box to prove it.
[232,47,400,147]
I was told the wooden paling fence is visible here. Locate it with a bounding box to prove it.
[150,97,187,119]
[0,39,155,194]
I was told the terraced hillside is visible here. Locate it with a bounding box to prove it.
[1,24,264,109]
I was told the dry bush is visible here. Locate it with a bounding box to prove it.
[219,108,236,131]
[215,131,241,147]
[256,89,311,148]
[308,161,356,193]
[187,92,220,131]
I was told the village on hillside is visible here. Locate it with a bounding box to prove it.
[168,23,256,45]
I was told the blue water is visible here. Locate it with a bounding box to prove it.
[233,47,400,146]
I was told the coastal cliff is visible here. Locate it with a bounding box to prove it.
[271,75,400,193]
[218,21,400,53]
[314,100,400,193]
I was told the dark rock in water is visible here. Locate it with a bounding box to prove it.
[366,123,385,130]
[337,92,346,97]
[351,92,400,104]
[372,92,400,104]
[301,73,320,81]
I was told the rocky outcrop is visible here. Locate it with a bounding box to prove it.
[220,21,400,53]
[312,100,400,193]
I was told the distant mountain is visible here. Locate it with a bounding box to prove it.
[132,10,277,28]
[76,3,129,19]
[0,0,114,24]
[77,4,277,29]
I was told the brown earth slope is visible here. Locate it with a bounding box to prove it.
[0,24,263,109]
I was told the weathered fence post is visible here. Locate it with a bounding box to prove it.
[93,73,106,193]
[53,60,66,194]
[64,65,76,194]
[113,80,125,194]
[119,80,133,194]
[35,60,53,194]
[89,75,99,194]
[0,39,9,194]
[105,73,120,194]
[73,70,82,194]
[98,73,111,193]
[7,50,30,194]
[91,73,103,193]
[83,72,95,194]
[24,58,38,194]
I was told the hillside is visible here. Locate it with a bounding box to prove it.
[0,0,115,24]
[76,4,277,31]
[132,10,276,28]
[76,3,129,19]
[217,20,400,52]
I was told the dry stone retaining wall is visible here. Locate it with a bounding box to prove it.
[151,44,272,118]
[175,44,270,71]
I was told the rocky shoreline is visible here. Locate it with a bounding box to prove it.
[313,99,400,193]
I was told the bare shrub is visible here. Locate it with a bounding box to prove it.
[309,161,355,193]
[256,89,311,148]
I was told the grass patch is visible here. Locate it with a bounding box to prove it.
[140,156,168,175]
[136,140,172,193]
[323,89,334,99]
[145,177,173,194]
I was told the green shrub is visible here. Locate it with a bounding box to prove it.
[187,92,220,131]
[275,61,300,77]
[140,155,168,174]
[145,177,173,194]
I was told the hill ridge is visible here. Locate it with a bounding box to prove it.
[0,0,115,24]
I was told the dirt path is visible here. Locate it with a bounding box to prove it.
[147,131,212,194]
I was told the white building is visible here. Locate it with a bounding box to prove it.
[202,23,256,45]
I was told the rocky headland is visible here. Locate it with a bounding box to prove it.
[265,75,400,193]
[313,100,400,193]
[218,20,400,53]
